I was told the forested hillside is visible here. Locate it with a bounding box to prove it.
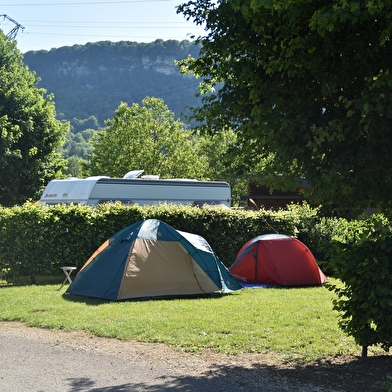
[23,39,201,134]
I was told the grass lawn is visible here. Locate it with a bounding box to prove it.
[0,278,387,363]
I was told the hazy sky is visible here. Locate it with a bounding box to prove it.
[1,0,206,53]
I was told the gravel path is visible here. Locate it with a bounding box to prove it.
[0,321,377,392]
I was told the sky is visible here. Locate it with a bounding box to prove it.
[1,0,206,53]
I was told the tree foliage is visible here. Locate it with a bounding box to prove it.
[0,31,68,206]
[84,97,208,179]
[177,0,392,213]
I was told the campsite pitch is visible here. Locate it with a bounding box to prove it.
[0,281,390,362]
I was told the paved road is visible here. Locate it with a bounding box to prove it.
[0,322,337,392]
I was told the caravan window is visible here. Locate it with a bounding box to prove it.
[98,199,134,205]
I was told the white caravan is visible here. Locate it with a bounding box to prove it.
[39,170,231,207]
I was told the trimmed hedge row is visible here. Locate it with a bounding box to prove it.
[0,202,329,280]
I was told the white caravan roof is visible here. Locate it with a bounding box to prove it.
[40,177,107,205]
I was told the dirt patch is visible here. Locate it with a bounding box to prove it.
[1,321,391,391]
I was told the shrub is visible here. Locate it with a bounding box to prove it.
[287,203,340,275]
[327,214,392,356]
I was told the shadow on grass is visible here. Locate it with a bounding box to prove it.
[63,355,392,392]
[61,291,228,306]
[61,293,111,306]
[0,273,65,287]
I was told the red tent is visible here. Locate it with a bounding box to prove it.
[230,234,327,287]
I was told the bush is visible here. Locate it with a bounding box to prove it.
[287,203,340,275]
[327,214,392,356]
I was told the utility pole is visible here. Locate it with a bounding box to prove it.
[0,14,25,40]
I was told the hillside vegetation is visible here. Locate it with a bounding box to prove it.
[23,40,201,135]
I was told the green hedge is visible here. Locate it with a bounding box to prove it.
[0,202,326,280]
[285,203,341,276]
[327,214,392,356]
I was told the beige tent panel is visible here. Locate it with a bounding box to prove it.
[117,238,220,299]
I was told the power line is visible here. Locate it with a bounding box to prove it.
[22,24,192,29]
[18,32,198,41]
[6,18,201,41]
[18,20,191,25]
[3,0,171,6]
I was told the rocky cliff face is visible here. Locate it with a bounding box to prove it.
[141,56,178,75]
[53,54,179,77]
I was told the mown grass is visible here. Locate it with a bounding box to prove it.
[0,278,388,363]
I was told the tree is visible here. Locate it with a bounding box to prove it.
[196,128,267,205]
[64,155,85,177]
[177,0,392,214]
[0,31,68,206]
[84,97,208,179]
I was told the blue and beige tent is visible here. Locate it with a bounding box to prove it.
[66,219,241,300]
